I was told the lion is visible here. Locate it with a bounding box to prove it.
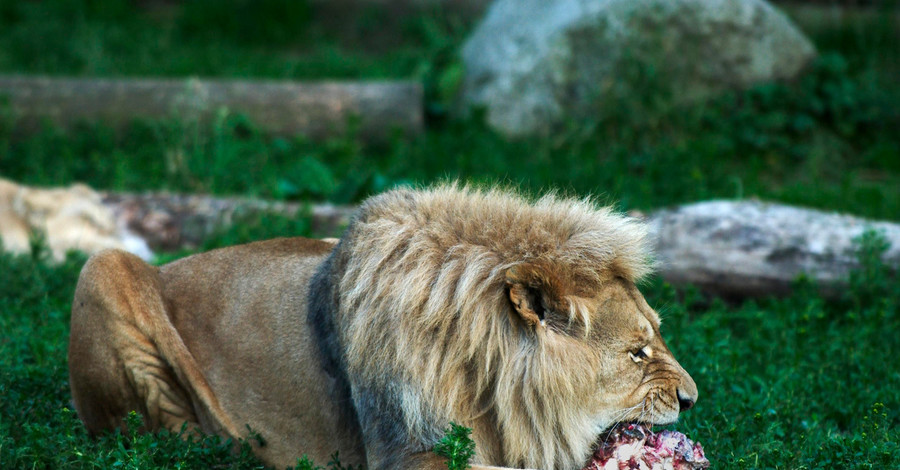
[69,185,698,470]
[0,178,152,261]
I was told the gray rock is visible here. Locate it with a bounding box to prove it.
[461,0,817,136]
[646,200,900,298]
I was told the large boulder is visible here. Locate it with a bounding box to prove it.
[461,0,817,136]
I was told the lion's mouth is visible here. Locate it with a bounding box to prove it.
[583,422,709,470]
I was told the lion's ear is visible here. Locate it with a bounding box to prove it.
[505,262,564,329]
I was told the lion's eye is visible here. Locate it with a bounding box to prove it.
[629,346,650,363]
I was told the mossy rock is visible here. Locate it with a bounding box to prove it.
[461,0,817,136]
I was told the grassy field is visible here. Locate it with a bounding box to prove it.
[2,229,898,469]
[1,1,899,469]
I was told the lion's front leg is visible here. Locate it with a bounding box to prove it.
[353,392,532,470]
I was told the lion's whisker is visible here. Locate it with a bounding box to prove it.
[600,402,644,441]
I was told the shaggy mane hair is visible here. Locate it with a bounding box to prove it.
[327,184,652,469]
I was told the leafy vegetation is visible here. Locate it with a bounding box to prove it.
[434,422,477,470]
[0,0,464,79]
[0,1,899,469]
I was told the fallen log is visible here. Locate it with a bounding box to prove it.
[0,76,422,140]
[101,194,899,299]
[646,200,900,298]
[101,192,354,251]
[8,184,893,298]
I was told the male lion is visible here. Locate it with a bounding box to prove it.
[69,185,698,470]
[0,178,152,261]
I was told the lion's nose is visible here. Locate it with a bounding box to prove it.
[677,388,695,411]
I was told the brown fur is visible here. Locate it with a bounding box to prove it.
[69,237,366,468]
[69,185,697,470]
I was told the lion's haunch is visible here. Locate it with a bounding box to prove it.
[582,424,710,470]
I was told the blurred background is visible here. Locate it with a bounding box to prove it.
[0,0,896,217]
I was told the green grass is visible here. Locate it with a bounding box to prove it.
[0,0,467,80]
[649,234,900,469]
[2,228,898,469]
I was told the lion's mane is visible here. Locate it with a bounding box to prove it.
[310,184,652,469]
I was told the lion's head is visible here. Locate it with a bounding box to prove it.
[327,185,697,469]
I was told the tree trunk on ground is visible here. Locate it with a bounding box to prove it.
[100,193,899,298]
[0,76,422,140]
[645,200,900,298]
[101,192,355,251]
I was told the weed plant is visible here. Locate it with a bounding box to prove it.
[434,423,476,470]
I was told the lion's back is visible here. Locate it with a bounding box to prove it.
[160,237,366,468]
